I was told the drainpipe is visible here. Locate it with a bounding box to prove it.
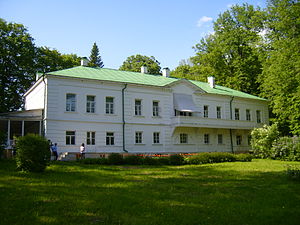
[41,73,47,137]
[229,96,234,153]
[122,84,128,153]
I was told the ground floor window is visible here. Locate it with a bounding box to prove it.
[66,131,75,145]
[153,132,160,144]
[135,132,143,144]
[180,133,188,144]
[204,134,210,144]
[217,134,223,144]
[248,135,251,146]
[236,135,242,145]
[87,131,95,145]
[106,132,114,145]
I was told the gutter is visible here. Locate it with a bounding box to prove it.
[122,84,128,153]
[229,96,234,153]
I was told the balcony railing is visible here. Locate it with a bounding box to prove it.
[171,116,263,130]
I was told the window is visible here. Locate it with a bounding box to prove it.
[66,131,75,145]
[216,106,221,119]
[106,97,114,114]
[66,94,76,112]
[217,134,223,144]
[236,135,242,145]
[256,110,261,123]
[246,109,251,121]
[248,135,251,146]
[180,133,188,144]
[87,132,95,145]
[135,99,142,116]
[235,108,240,120]
[175,110,192,116]
[153,132,160,144]
[135,132,142,144]
[204,134,210,144]
[106,132,114,145]
[153,101,159,117]
[204,105,209,118]
[86,96,95,113]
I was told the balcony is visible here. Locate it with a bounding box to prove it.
[171,116,263,130]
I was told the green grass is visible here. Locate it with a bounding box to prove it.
[0,159,300,225]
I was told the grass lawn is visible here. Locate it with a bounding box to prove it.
[0,159,300,225]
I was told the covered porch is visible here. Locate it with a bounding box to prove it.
[0,109,43,149]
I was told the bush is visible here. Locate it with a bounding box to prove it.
[124,155,143,165]
[156,157,170,165]
[235,153,253,162]
[143,157,159,165]
[15,134,51,172]
[271,136,300,161]
[169,154,184,165]
[107,153,123,165]
[0,131,6,159]
[80,158,108,165]
[185,152,238,165]
[286,165,300,180]
[251,123,279,158]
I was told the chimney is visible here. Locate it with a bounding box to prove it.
[141,66,148,74]
[207,76,215,88]
[162,68,170,77]
[81,57,89,66]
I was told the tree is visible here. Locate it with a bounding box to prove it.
[36,46,81,73]
[119,54,161,74]
[259,0,300,135]
[0,19,36,113]
[88,42,104,68]
[191,4,266,95]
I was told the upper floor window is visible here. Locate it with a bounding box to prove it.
[246,109,251,121]
[86,95,95,113]
[153,132,160,144]
[235,108,240,120]
[216,106,221,119]
[180,133,188,144]
[236,135,242,145]
[175,110,192,116]
[256,110,261,123]
[106,97,114,114]
[135,99,142,116]
[153,101,159,117]
[106,132,115,145]
[135,131,143,144]
[66,94,76,112]
[217,134,223,144]
[87,131,95,145]
[204,134,210,144]
[204,105,209,118]
[66,131,75,145]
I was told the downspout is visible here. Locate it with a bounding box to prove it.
[41,74,47,137]
[122,84,128,153]
[229,96,234,153]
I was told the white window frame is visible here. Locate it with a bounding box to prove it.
[66,131,75,145]
[204,134,210,144]
[106,97,114,114]
[216,106,221,119]
[106,132,115,146]
[246,109,251,121]
[236,135,242,145]
[153,132,160,144]
[217,134,223,144]
[152,101,159,117]
[204,105,209,118]
[86,95,96,113]
[235,108,240,120]
[66,93,76,112]
[135,99,142,116]
[180,133,188,144]
[135,131,142,144]
[256,110,261,123]
[87,131,95,145]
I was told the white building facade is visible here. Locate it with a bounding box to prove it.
[1,65,269,155]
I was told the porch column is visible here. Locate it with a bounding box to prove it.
[21,120,25,136]
[39,120,42,136]
[7,119,10,146]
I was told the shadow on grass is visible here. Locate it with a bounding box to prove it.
[0,160,300,225]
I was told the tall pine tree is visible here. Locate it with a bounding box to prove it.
[88,42,104,68]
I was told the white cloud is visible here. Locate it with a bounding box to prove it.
[197,16,213,27]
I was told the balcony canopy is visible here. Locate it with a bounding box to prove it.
[173,93,200,112]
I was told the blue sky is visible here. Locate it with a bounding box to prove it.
[0,0,265,70]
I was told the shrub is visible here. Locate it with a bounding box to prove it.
[143,157,159,165]
[15,134,51,172]
[124,155,143,165]
[80,158,108,165]
[286,165,300,180]
[185,152,238,165]
[0,131,6,159]
[169,154,184,165]
[156,157,170,165]
[107,153,123,165]
[235,153,253,162]
[271,136,300,161]
[250,123,279,158]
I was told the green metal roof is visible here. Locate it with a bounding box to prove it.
[47,66,266,101]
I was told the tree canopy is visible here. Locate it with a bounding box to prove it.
[88,42,104,68]
[119,54,161,74]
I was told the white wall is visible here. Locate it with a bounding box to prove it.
[24,80,45,110]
